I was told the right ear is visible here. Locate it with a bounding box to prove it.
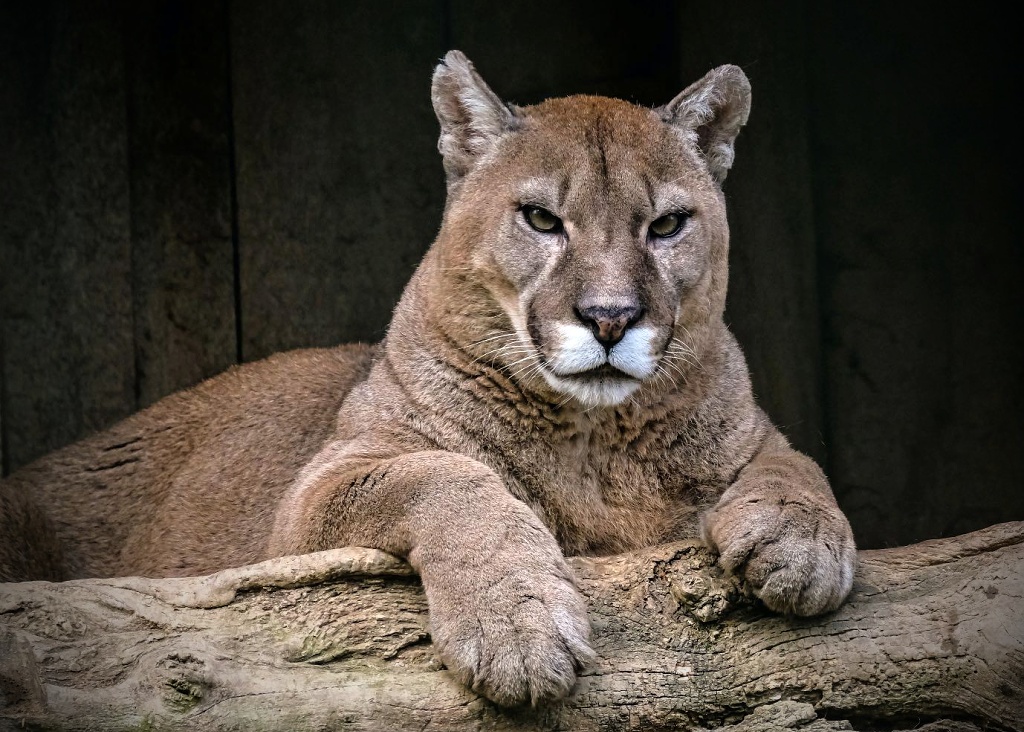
[657,65,751,184]
[431,50,519,185]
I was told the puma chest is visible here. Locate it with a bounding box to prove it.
[493,430,707,554]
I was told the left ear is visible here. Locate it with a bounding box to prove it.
[657,65,751,184]
[431,50,520,187]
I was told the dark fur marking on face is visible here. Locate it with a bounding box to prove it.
[556,176,571,212]
[584,114,611,185]
[526,307,545,352]
[629,210,646,240]
[643,176,656,216]
[634,246,660,315]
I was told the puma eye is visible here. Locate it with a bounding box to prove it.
[649,212,688,239]
[522,205,563,234]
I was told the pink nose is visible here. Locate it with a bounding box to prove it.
[574,303,644,348]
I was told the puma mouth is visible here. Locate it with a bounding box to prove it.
[539,367,641,408]
[522,320,662,405]
[566,363,633,380]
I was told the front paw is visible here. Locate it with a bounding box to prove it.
[420,552,594,707]
[701,493,856,616]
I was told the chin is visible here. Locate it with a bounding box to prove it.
[542,371,641,408]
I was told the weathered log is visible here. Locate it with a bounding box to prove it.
[1,522,1021,731]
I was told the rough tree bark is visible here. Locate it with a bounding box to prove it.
[1,522,1022,732]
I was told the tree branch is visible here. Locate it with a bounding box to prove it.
[1,523,1022,731]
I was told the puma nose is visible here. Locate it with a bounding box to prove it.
[574,302,645,348]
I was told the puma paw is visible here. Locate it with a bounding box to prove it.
[422,558,594,706]
[701,493,856,616]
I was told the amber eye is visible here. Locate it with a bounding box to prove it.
[649,212,688,238]
[522,205,563,234]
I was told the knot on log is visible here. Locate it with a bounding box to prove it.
[652,545,746,623]
[151,653,211,714]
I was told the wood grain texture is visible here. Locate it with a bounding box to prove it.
[231,0,447,362]
[0,363,5,477]
[1,523,1020,730]
[807,4,1024,547]
[124,0,237,408]
[0,1,135,472]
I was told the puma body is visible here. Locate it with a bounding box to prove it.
[1,52,856,706]
[2,329,756,579]
[1,345,375,580]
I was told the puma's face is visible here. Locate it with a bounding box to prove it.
[431,53,749,407]
[469,100,725,407]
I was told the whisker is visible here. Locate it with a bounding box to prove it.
[478,345,533,361]
[504,353,539,370]
[652,364,671,392]
[669,337,703,369]
[466,332,519,349]
[555,391,576,408]
[468,337,535,368]
[505,354,542,378]
[509,365,544,386]
[661,353,688,377]
[670,352,700,372]
[670,334,703,368]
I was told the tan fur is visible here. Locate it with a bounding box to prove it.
[0,52,856,706]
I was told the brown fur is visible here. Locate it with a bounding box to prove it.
[0,52,855,706]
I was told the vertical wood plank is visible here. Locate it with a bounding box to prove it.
[124,0,237,408]
[0,349,6,476]
[808,4,1024,547]
[231,0,447,361]
[0,1,135,471]
[673,1,825,463]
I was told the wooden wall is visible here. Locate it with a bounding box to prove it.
[1,0,1020,548]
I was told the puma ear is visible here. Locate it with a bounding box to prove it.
[431,50,519,185]
[658,65,751,184]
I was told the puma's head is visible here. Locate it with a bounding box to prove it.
[423,50,750,408]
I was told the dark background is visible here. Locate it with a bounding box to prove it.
[0,1,1020,549]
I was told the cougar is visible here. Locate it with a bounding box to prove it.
[0,51,856,707]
